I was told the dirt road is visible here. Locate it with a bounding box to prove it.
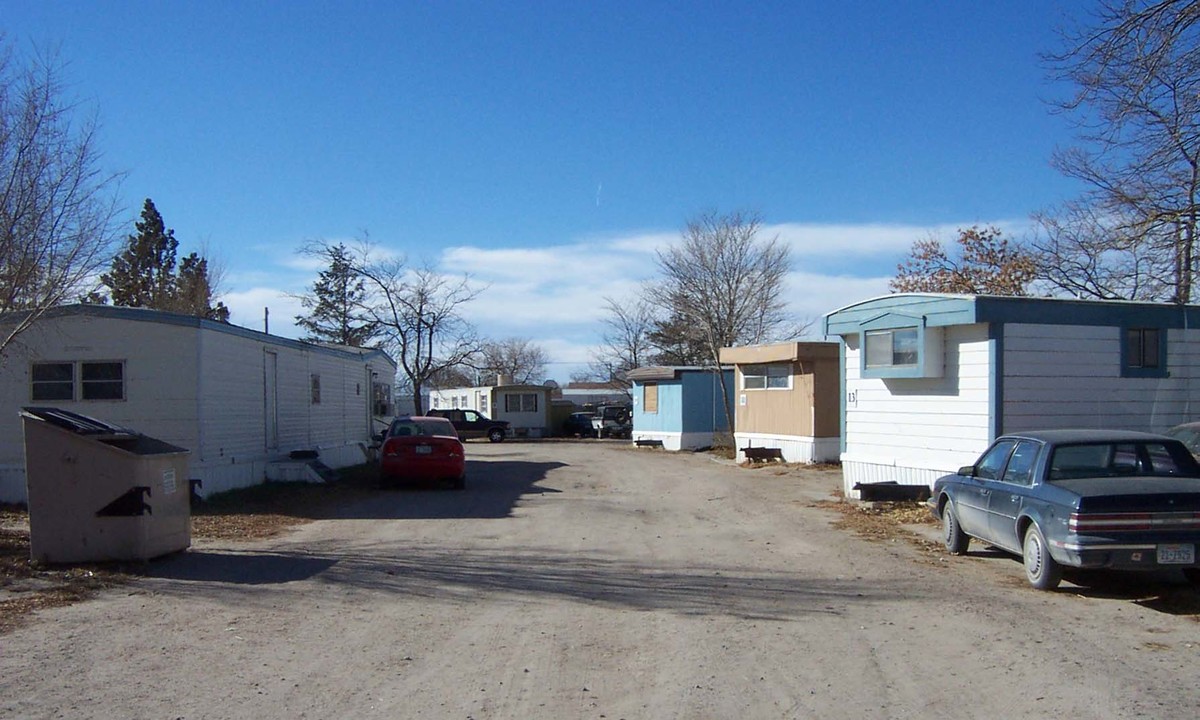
[2,441,1198,719]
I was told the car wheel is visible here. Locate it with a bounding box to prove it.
[941,501,969,555]
[1022,523,1063,591]
[487,428,505,443]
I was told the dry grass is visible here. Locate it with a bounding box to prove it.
[816,496,947,564]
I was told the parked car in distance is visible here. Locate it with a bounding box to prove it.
[428,408,509,442]
[928,429,1200,590]
[1165,421,1200,459]
[379,416,466,489]
[562,412,597,438]
[590,404,632,439]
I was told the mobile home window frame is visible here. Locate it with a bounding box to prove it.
[741,364,791,390]
[30,362,75,401]
[1122,327,1168,378]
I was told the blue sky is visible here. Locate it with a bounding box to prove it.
[4,1,1086,380]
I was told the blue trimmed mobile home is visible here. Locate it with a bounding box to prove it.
[627,366,734,450]
[823,293,1200,498]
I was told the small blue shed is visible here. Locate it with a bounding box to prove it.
[626,366,734,450]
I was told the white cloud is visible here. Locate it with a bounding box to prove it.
[218,219,1019,381]
[783,271,894,334]
[223,287,305,338]
[766,219,1036,259]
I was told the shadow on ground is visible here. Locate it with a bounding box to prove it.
[329,459,566,520]
[138,550,337,585]
[193,459,566,524]
[136,544,926,622]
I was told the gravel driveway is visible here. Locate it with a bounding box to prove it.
[2,441,1198,719]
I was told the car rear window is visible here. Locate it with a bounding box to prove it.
[1048,441,1200,480]
[389,418,459,438]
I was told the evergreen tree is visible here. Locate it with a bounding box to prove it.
[102,198,178,308]
[295,243,379,346]
[176,253,230,322]
[99,198,229,321]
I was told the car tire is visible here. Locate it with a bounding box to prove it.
[942,501,969,555]
[1022,523,1063,591]
[487,428,505,443]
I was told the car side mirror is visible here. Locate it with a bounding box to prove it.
[958,465,976,477]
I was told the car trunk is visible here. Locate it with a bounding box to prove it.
[1055,476,1200,513]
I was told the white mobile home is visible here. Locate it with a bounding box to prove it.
[823,293,1200,498]
[428,378,552,437]
[0,305,396,503]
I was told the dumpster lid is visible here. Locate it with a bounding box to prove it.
[21,407,137,437]
[21,407,188,455]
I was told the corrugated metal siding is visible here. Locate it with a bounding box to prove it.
[680,371,732,434]
[633,380,680,432]
[1002,323,1200,433]
[735,367,814,436]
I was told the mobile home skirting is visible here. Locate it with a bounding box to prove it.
[735,432,839,464]
[630,430,719,451]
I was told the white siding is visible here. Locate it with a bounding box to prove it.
[195,332,386,496]
[1002,324,1200,433]
[0,310,395,502]
[734,432,839,464]
[841,323,992,497]
[0,316,201,502]
[632,430,727,452]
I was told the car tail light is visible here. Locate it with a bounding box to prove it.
[1070,511,1200,532]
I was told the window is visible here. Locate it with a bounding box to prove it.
[481,396,488,414]
[1001,441,1039,486]
[504,393,538,412]
[1123,327,1167,377]
[974,440,1016,481]
[643,383,659,413]
[311,374,321,404]
[864,328,919,369]
[31,362,74,401]
[742,364,791,390]
[81,362,124,400]
[1049,441,1196,480]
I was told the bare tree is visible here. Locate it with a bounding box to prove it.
[1041,0,1200,302]
[589,295,655,385]
[476,337,547,385]
[648,210,793,363]
[1032,202,1167,300]
[647,210,794,442]
[891,226,1038,296]
[301,239,482,414]
[0,41,122,356]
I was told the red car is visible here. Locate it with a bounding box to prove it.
[379,416,466,490]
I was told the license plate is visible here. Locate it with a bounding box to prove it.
[415,445,432,455]
[1157,544,1195,564]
